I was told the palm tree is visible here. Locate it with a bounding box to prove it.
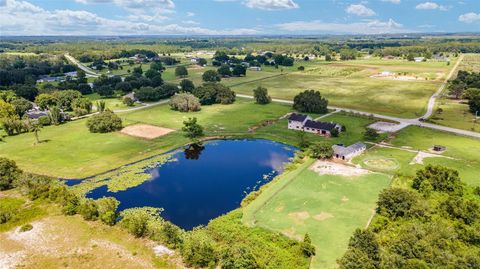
[27,119,42,144]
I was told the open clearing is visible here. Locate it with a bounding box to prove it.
[121,124,175,139]
[232,58,453,118]
[354,126,480,186]
[310,160,369,176]
[243,159,391,269]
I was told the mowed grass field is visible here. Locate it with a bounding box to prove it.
[232,58,454,118]
[243,159,391,269]
[429,54,480,132]
[354,126,480,186]
[0,99,293,178]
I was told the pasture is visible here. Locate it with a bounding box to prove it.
[232,58,453,118]
[243,159,391,269]
[354,126,480,186]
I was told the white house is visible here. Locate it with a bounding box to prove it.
[288,113,342,137]
[332,142,366,161]
[250,66,262,71]
[288,113,311,130]
[414,57,425,62]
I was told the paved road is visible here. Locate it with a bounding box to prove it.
[64,53,99,77]
[66,53,479,139]
[236,94,480,139]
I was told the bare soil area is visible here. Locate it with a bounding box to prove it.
[310,160,370,177]
[121,124,175,139]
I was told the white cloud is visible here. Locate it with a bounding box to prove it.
[458,12,480,23]
[276,18,408,34]
[415,2,447,11]
[186,11,195,17]
[0,0,259,35]
[243,0,299,10]
[75,0,175,14]
[381,0,400,3]
[346,4,376,17]
[182,20,199,25]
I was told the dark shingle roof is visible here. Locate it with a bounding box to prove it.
[304,120,337,131]
[288,113,308,122]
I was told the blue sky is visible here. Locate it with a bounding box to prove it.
[0,0,479,35]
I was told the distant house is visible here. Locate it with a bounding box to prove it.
[241,61,250,67]
[250,66,262,71]
[333,142,366,161]
[123,92,138,102]
[191,57,199,63]
[380,71,394,76]
[26,109,48,119]
[287,113,342,137]
[64,71,77,77]
[414,57,425,62]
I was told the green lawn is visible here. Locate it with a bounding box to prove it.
[429,97,479,132]
[85,93,142,110]
[0,99,293,178]
[354,126,480,186]
[243,159,391,269]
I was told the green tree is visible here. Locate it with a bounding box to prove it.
[253,86,271,104]
[175,66,188,77]
[150,61,164,71]
[469,95,480,114]
[301,233,316,257]
[179,79,195,92]
[169,93,201,112]
[26,119,42,144]
[377,188,417,219]
[96,197,120,226]
[348,229,380,264]
[202,70,221,82]
[115,81,132,93]
[218,65,232,77]
[35,93,58,110]
[309,142,333,159]
[86,110,122,133]
[412,165,463,194]
[232,64,246,76]
[182,117,204,140]
[363,128,379,141]
[0,158,22,191]
[11,98,32,117]
[78,198,99,221]
[293,90,328,114]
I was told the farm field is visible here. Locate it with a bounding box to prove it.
[354,126,480,186]
[243,159,391,269]
[429,54,480,132]
[232,58,453,118]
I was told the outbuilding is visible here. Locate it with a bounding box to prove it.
[333,142,366,161]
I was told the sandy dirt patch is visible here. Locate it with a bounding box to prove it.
[121,124,175,139]
[313,212,334,221]
[368,121,409,133]
[341,196,349,203]
[282,227,302,241]
[310,160,369,177]
[410,151,454,165]
[152,245,174,256]
[274,205,285,213]
[288,211,310,225]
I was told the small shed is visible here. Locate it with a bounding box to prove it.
[433,145,446,152]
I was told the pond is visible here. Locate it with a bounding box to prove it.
[83,139,296,230]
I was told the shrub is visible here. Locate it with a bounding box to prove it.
[330,128,339,137]
[412,165,463,194]
[175,66,188,77]
[96,197,120,226]
[309,142,333,159]
[123,97,135,107]
[182,117,204,139]
[19,223,33,232]
[0,157,22,191]
[170,93,201,112]
[293,90,328,114]
[181,228,217,268]
[86,110,122,133]
[363,128,379,141]
[78,198,99,221]
[37,116,51,126]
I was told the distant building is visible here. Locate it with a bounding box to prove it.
[333,142,366,161]
[287,113,342,137]
[25,109,48,119]
[250,66,262,71]
[414,57,425,62]
[123,92,138,102]
[64,71,77,77]
[433,145,446,152]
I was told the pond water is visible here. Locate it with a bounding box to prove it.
[85,139,296,230]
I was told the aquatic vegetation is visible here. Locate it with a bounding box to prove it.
[71,152,178,195]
